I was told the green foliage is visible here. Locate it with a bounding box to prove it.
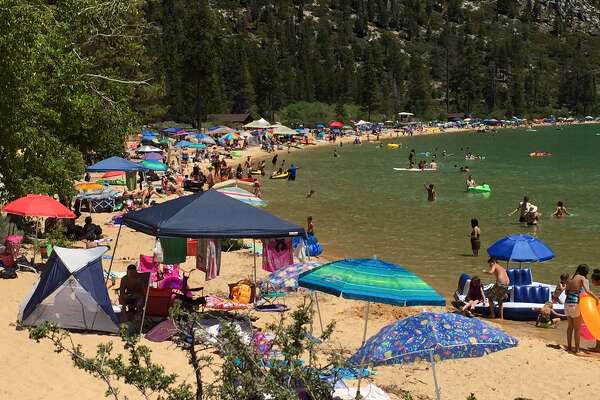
[45,223,73,249]
[28,299,345,400]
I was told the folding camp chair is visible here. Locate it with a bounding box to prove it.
[138,254,180,285]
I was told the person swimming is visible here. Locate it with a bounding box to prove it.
[553,201,570,218]
[508,196,531,223]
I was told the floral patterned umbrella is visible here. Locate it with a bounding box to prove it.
[259,261,321,293]
[349,312,518,400]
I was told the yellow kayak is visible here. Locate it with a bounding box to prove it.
[270,172,289,180]
[387,143,400,149]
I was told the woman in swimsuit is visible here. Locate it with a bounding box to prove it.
[470,218,481,256]
[564,264,599,353]
[552,201,570,218]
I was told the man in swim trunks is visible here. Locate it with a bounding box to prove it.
[508,196,530,223]
[484,257,510,319]
[424,184,436,201]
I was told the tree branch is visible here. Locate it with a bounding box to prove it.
[84,73,151,85]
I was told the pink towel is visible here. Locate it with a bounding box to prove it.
[196,239,221,280]
[262,238,293,272]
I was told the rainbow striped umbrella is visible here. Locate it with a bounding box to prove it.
[216,186,265,207]
[299,258,445,344]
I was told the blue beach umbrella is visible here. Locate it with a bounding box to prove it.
[188,143,206,150]
[141,160,168,171]
[349,312,518,400]
[487,234,554,263]
[259,261,321,293]
[175,140,192,148]
[299,258,445,343]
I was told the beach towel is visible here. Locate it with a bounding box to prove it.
[196,239,221,280]
[159,236,187,264]
[145,319,178,342]
[262,238,293,272]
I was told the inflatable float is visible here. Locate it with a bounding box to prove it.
[465,155,485,161]
[393,168,437,172]
[387,143,400,149]
[239,177,257,183]
[250,170,263,175]
[580,296,600,340]
[467,184,491,193]
[418,151,431,157]
[529,151,552,157]
[454,268,564,321]
[270,172,289,180]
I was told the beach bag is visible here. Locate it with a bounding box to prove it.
[231,280,252,304]
[0,268,17,279]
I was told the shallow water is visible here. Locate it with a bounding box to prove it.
[261,124,600,297]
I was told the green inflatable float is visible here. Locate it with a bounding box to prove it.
[467,184,491,193]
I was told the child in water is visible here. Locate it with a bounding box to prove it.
[533,302,562,328]
[424,184,437,201]
[552,201,570,218]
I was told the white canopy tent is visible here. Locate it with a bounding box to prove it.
[243,118,271,129]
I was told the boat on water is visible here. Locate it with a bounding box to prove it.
[454,268,564,321]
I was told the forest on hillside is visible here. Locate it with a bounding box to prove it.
[2,0,600,199]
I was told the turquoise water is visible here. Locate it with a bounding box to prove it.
[261,124,600,297]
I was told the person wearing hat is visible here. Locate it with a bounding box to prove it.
[525,204,540,226]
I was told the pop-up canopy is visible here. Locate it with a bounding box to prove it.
[122,189,304,239]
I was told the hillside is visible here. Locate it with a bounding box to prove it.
[140,0,600,123]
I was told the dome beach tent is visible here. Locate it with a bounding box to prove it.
[18,246,119,333]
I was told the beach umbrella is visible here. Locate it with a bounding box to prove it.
[163,127,182,134]
[216,186,266,207]
[136,145,162,153]
[141,161,168,171]
[315,123,325,129]
[188,143,206,150]
[159,138,170,146]
[2,194,76,264]
[175,140,192,148]
[142,130,158,137]
[143,152,163,161]
[220,132,240,141]
[349,312,518,400]
[329,121,344,128]
[270,124,299,136]
[259,261,321,293]
[298,258,445,344]
[101,171,124,178]
[487,234,554,263]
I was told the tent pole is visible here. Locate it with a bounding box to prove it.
[429,349,442,400]
[139,274,152,335]
[105,223,123,285]
[361,301,370,345]
[33,217,39,266]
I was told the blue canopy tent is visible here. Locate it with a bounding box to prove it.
[86,156,147,172]
[142,130,158,136]
[113,190,305,284]
[175,140,193,148]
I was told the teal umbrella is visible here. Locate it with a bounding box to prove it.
[141,160,168,171]
[188,143,206,149]
[299,258,445,343]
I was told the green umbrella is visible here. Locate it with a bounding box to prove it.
[141,160,168,171]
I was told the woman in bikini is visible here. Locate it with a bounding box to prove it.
[470,218,481,256]
[552,201,570,218]
[564,264,599,353]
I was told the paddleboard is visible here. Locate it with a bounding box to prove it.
[393,168,437,172]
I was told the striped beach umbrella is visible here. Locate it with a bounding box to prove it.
[216,186,265,207]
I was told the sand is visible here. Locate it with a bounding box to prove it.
[3,124,600,399]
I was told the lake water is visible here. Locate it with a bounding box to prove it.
[261,124,600,297]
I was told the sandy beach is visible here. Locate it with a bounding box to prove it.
[3,122,600,400]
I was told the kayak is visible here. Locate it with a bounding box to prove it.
[270,172,289,180]
[387,144,400,149]
[467,184,491,193]
[393,168,437,172]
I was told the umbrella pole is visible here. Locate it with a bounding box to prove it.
[313,292,324,333]
[429,349,442,400]
[105,222,123,285]
[252,239,257,285]
[361,301,370,345]
[33,217,39,266]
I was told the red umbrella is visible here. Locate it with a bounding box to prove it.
[2,194,75,264]
[2,194,75,218]
[329,121,344,128]
[101,171,124,178]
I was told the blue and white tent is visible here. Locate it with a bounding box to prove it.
[18,246,119,333]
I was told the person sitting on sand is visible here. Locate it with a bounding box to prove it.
[552,201,570,218]
[118,264,146,323]
[461,276,485,317]
[533,302,563,328]
[424,184,436,201]
[508,196,531,223]
[466,175,476,189]
[552,274,569,304]
[483,257,510,319]
[140,185,158,207]
[564,264,599,353]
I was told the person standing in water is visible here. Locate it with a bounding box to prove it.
[408,149,416,168]
[424,184,437,201]
[508,196,531,223]
[470,218,481,256]
[564,264,599,353]
[271,154,278,168]
[484,258,510,319]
